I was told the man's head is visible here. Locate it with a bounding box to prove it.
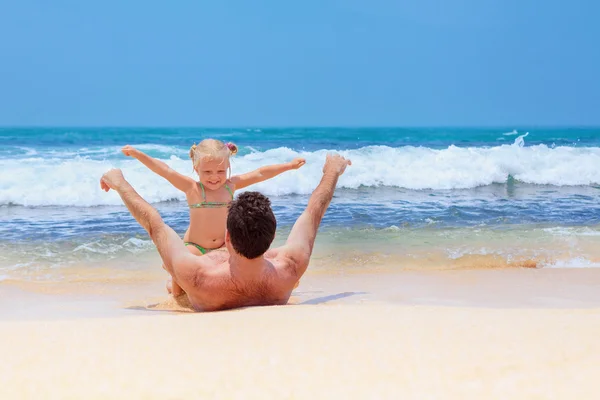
[226,192,276,259]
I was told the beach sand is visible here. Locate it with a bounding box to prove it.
[2,268,600,399]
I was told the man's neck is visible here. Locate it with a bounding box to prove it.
[228,251,267,278]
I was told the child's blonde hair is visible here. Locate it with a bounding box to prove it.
[189,139,238,169]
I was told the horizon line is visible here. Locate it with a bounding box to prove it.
[1,124,599,129]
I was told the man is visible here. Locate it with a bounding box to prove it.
[100,154,351,311]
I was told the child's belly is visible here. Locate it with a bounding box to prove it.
[185,210,228,249]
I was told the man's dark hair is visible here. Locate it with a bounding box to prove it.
[227,192,276,259]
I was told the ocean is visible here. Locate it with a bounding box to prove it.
[2,127,600,284]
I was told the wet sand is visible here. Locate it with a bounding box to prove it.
[4,267,600,317]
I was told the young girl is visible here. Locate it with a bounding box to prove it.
[122,139,305,257]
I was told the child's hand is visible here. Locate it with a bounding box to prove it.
[121,145,139,157]
[289,158,306,170]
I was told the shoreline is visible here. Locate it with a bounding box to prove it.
[3,267,600,320]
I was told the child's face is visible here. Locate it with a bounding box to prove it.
[196,156,229,190]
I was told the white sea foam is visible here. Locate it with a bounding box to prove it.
[73,241,123,254]
[5,143,189,160]
[18,147,39,156]
[2,138,600,206]
[544,257,600,268]
[503,129,520,136]
[542,227,600,237]
[132,144,188,156]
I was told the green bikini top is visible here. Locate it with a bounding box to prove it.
[189,182,234,209]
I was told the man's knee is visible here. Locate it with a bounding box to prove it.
[147,213,166,240]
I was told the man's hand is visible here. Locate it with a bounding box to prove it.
[100,168,126,192]
[323,153,351,176]
[121,145,139,158]
[289,157,306,170]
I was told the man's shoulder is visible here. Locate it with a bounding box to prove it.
[180,250,228,289]
[265,246,307,278]
[199,251,232,277]
[264,246,289,262]
[204,248,230,263]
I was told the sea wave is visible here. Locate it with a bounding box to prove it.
[1,136,600,206]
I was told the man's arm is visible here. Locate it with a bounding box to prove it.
[280,155,350,278]
[100,169,202,290]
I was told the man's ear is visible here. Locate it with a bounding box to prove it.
[225,230,230,243]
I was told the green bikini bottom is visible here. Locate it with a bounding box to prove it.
[184,242,209,255]
[184,242,227,255]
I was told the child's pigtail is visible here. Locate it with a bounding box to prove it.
[226,142,238,155]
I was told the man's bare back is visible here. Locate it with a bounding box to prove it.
[100,154,351,312]
[168,247,299,311]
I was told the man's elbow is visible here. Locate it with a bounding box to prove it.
[288,245,312,269]
[290,256,310,280]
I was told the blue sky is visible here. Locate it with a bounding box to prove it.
[0,0,598,126]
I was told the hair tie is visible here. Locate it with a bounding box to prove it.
[189,143,197,160]
[226,142,238,155]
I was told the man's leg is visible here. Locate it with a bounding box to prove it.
[101,169,201,293]
[167,244,203,297]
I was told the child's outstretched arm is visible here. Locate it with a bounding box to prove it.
[230,157,306,190]
[122,145,196,192]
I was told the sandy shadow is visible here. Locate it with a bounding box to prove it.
[125,291,369,313]
[125,294,196,313]
[300,291,367,305]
